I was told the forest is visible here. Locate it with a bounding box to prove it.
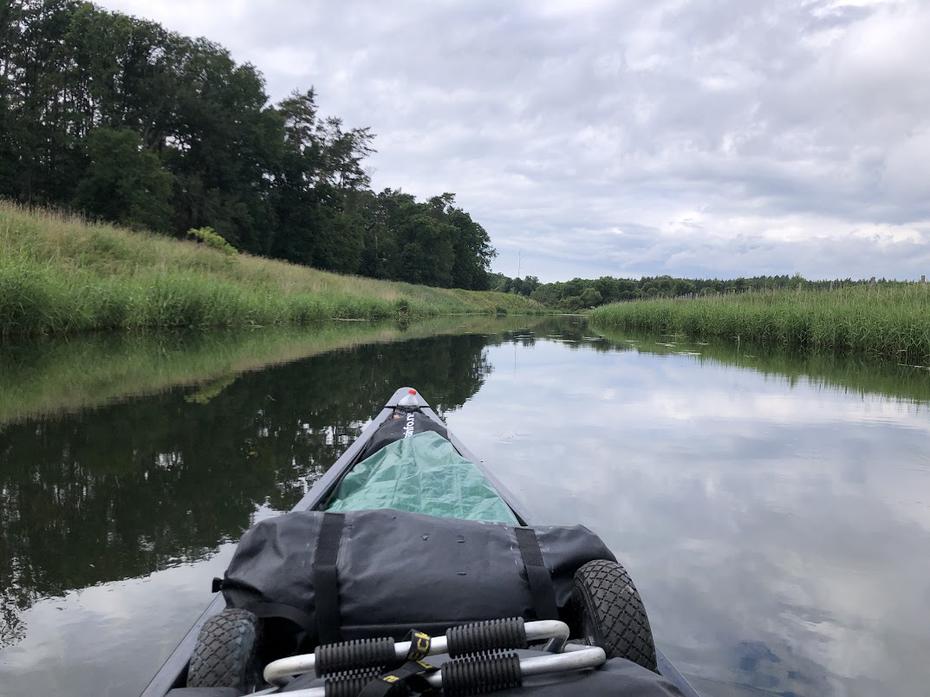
[489,272,900,310]
[0,0,495,290]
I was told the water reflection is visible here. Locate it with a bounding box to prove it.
[0,316,533,426]
[447,323,930,697]
[1,317,929,696]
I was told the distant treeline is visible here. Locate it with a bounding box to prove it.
[0,1,495,289]
[489,273,907,309]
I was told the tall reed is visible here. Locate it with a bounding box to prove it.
[590,285,930,361]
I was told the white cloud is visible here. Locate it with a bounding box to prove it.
[96,0,930,280]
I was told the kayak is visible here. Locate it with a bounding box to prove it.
[142,387,701,697]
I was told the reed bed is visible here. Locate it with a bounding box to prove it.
[590,285,930,361]
[0,202,541,336]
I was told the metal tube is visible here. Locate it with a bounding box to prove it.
[515,647,607,677]
[524,619,570,645]
[269,647,607,697]
[562,641,594,652]
[262,620,570,685]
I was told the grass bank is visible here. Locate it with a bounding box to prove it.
[590,285,930,361]
[0,202,541,336]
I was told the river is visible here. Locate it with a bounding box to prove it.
[0,317,928,696]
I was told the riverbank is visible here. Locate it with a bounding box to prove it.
[0,203,541,336]
[590,284,930,361]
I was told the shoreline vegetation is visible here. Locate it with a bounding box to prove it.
[5,316,929,428]
[590,285,930,361]
[0,203,541,337]
[489,270,903,311]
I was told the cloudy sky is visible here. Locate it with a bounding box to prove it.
[97,0,930,281]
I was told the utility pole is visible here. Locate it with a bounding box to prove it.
[517,250,521,278]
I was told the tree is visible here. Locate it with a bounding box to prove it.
[530,285,561,306]
[0,1,496,288]
[440,195,495,290]
[487,272,511,293]
[73,127,173,231]
[166,36,280,251]
[579,287,603,307]
[270,90,374,269]
[397,211,455,286]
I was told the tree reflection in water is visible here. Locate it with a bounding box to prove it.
[0,331,497,647]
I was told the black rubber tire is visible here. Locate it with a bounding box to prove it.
[572,559,658,672]
[187,608,260,691]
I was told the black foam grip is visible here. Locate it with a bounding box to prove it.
[441,652,522,697]
[446,618,527,657]
[323,670,383,697]
[315,637,396,676]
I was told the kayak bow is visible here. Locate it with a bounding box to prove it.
[142,387,700,697]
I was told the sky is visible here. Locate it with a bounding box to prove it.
[96,0,930,282]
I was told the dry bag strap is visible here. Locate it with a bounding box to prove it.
[314,512,346,645]
[405,630,432,661]
[248,601,316,633]
[211,576,317,634]
[514,527,559,620]
[357,658,438,697]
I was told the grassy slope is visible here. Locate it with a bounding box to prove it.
[590,285,930,361]
[0,202,541,335]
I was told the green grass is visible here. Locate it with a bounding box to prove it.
[0,202,542,336]
[590,285,930,361]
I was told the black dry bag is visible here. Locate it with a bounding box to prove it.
[218,508,615,645]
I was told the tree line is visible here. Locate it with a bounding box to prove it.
[0,0,495,289]
[489,273,899,310]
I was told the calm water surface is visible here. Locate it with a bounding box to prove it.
[1,318,928,697]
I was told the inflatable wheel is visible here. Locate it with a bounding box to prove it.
[187,608,260,691]
[572,559,658,672]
